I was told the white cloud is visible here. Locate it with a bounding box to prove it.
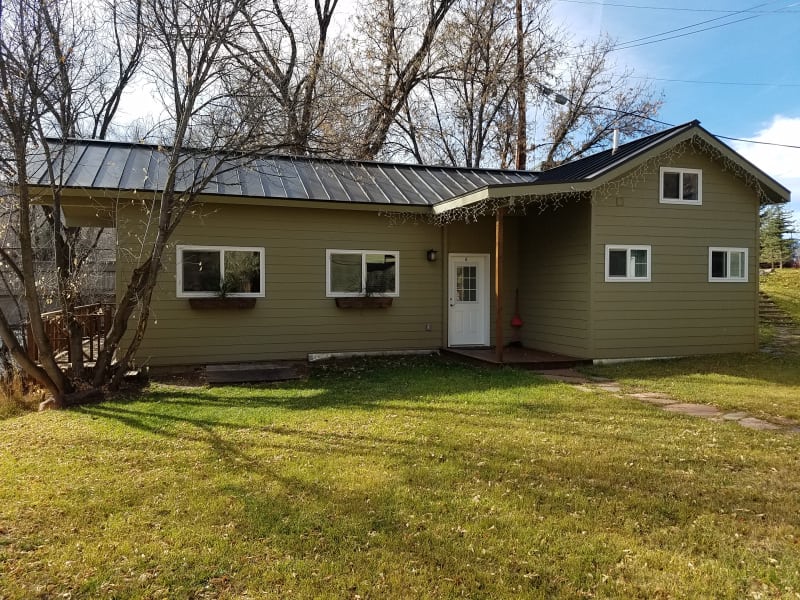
[732,115,800,228]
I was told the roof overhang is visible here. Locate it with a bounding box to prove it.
[432,181,593,214]
[432,123,790,214]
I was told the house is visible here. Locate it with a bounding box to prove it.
[29,120,790,368]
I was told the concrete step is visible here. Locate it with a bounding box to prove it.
[205,362,305,384]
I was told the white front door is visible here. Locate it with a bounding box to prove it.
[448,253,490,347]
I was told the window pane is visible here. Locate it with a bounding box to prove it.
[182,250,221,292]
[682,172,699,201]
[631,249,648,278]
[224,250,261,294]
[711,251,726,278]
[608,250,628,277]
[365,253,396,294]
[662,171,680,199]
[730,251,744,278]
[456,265,477,302]
[330,253,362,293]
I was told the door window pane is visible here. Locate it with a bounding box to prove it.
[456,265,477,302]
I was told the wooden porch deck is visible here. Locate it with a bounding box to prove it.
[444,345,590,370]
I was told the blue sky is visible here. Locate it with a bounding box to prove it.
[550,0,800,225]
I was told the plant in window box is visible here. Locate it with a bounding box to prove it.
[336,282,394,308]
[188,251,260,309]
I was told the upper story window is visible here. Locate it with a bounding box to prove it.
[326,249,399,297]
[177,245,265,297]
[605,245,651,282]
[709,247,748,282]
[660,167,702,205]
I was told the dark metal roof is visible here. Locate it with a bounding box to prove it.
[535,121,698,183]
[31,120,787,207]
[29,140,540,206]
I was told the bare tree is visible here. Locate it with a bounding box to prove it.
[398,0,556,167]
[223,0,341,154]
[539,35,662,169]
[335,0,456,160]
[92,0,267,389]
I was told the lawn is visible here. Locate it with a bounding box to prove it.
[762,269,800,323]
[2,357,800,599]
[585,269,800,423]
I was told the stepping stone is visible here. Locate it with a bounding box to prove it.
[629,392,676,406]
[595,383,622,393]
[737,417,782,431]
[662,403,722,418]
[721,412,749,421]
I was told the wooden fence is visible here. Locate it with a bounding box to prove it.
[25,303,115,363]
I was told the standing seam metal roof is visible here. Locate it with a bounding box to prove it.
[30,140,541,206]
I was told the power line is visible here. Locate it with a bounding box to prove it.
[538,85,800,150]
[612,0,786,50]
[629,76,800,88]
[563,0,792,57]
[713,134,800,150]
[555,0,800,14]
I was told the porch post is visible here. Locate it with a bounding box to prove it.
[495,206,505,363]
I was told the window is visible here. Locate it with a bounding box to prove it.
[708,247,748,282]
[177,245,264,297]
[660,167,702,205]
[326,249,399,297]
[605,245,651,282]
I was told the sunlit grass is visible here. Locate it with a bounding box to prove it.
[586,269,800,422]
[2,357,800,598]
[761,269,800,323]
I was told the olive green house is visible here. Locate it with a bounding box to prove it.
[40,120,790,367]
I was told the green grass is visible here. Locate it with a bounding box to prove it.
[585,269,800,423]
[584,352,800,421]
[762,268,800,323]
[2,356,800,598]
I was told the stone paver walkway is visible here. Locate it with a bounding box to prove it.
[537,369,800,434]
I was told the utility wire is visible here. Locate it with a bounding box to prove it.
[538,84,800,149]
[629,76,800,88]
[563,0,791,56]
[555,0,800,14]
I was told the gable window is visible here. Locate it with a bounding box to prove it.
[708,247,748,282]
[326,249,399,297]
[177,245,264,297]
[605,245,651,282]
[660,167,702,205]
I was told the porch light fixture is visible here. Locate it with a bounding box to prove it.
[426,249,437,262]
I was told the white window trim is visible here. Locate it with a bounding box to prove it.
[708,247,749,282]
[326,249,400,297]
[605,245,652,282]
[176,245,266,298]
[659,167,703,205]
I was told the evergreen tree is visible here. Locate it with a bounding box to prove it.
[760,205,796,268]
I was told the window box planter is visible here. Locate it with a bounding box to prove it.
[189,297,257,309]
[335,296,393,309]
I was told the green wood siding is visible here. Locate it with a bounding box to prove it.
[589,148,759,358]
[517,200,592,357]
[117,203,443,366]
